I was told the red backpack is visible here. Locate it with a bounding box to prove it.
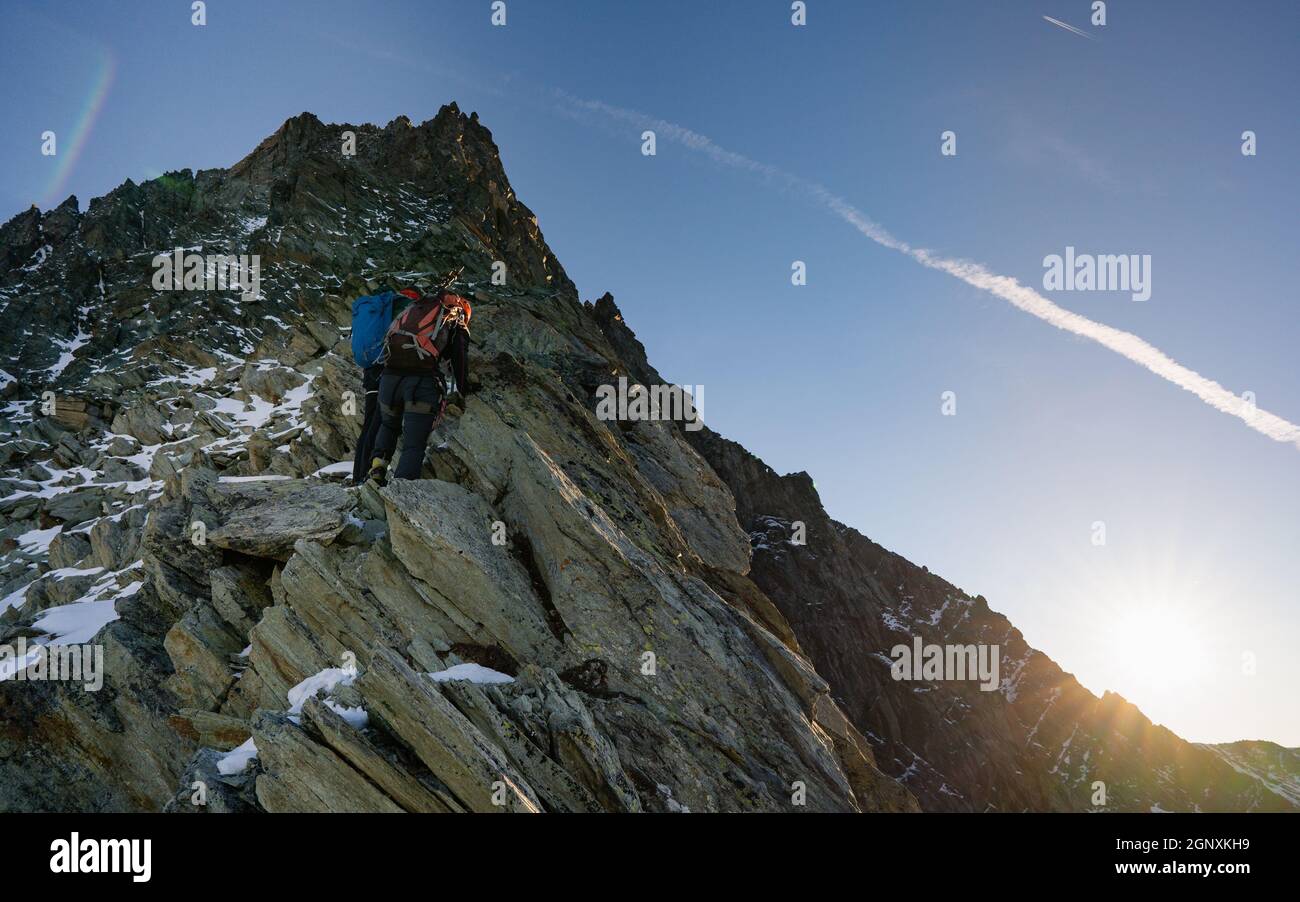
[382,291,472,371]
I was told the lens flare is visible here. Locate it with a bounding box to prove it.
[41,48,116,208]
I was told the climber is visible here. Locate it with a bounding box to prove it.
[349,286,416,484]
[366,275,471,485]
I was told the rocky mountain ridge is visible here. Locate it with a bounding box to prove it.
[0,104,1292,812]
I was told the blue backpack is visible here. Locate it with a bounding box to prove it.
[351,290,397,368]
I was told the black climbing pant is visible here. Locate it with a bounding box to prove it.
[372,372,444,480]
[352,364,383,484]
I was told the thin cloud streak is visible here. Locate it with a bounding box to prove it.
[1042,16,1096,40]
[553,92,1300,450]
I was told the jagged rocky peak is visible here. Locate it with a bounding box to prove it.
[226,103,544,274]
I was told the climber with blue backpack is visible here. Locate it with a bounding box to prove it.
[351,268,472,486]
[349,285,417,484]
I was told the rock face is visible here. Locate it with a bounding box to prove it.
[0,105,1289,813]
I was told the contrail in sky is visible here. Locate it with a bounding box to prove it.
[1042,16,1096,40]
[553,92,1300,450]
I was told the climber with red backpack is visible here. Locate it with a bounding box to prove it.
[366,269,471,485]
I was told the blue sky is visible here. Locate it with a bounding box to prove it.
[2,0,1297,745]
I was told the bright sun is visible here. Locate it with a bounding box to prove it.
[1109,606,1209,692]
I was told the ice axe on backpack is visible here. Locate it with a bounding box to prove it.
[432,266,471,338]
[422,266,463,295]
[439,265,464,289]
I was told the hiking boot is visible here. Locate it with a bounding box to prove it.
[366,458,388,488]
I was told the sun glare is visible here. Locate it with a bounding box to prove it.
[1109,606,1210,691]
